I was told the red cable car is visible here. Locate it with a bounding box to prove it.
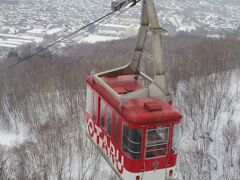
[86,0,182,180]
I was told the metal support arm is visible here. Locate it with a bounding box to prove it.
[94,0,170,101]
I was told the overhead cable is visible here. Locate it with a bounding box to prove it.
[0,0,141,74]
[53,3,138,55]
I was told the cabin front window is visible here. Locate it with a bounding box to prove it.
[86,86,92,113]
[122,124,142,159]
[172,124,180,153]
[146,126,169,158]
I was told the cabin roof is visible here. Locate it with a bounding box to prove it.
[101,75,143,94]
[87,75,182,124]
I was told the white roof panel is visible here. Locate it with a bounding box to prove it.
[81,35,119,44]
[104,23,129,28]
[27,28,46,34]
[0,40,23,45]
[46,28,63,35]
[0,43,17,48]
[19,35,43,43]
[0,33,18,38]
[7,38,32,43]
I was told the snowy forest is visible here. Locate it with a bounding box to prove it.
[0,34,240,179]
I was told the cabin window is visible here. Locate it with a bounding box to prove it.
[122,124,142,159]
[86,86,92,113]
[146,126,169,158]
[172,124,180,153]
[114,114,119,144]
[100,100,105,128]
[93,94,97,120]
[107,108,112,136]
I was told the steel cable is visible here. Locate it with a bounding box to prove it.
[0,0,141,75]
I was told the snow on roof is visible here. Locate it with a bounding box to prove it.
[0,34,43,43]
[7,38,32,43]
[27,28,46,34]
[27,28,63,35]
[103,23,130,29]
[0,33,18,38]
[98,29,121,35]
[18,35,43,43]
[0,43,17,48]
[46,28,63,35]
[80,34,120,44]
[117,17,139,23]
[0,40,24,45]
[177,25,196,32]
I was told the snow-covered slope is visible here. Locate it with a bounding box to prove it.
[176,69,240,180]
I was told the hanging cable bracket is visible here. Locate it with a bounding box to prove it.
[111,0,138,12]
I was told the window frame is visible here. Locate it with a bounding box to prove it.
[145,126,170,159]
[93,93,98,121]
[172,124,180,154]
[114,113,119,144]
[100,99,105,128]
[121,123,143,160]
[107,107,112,136]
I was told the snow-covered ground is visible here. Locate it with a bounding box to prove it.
[176,69,240,180]
[0,132,24,146]
[0,70,238,180]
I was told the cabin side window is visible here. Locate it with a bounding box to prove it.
[93,94,97,120]
[146,126,169,158]
[107,108,112,136]
[172,124,180,153]
[86,86,92,113]
[114,114,119,144]
[100,100,105,128]
[122,124,142,159]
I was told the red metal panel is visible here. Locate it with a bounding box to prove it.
[86,76,181,174]
[144,101,163,111]
[86,75,182,125]
[113,87,129,94]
